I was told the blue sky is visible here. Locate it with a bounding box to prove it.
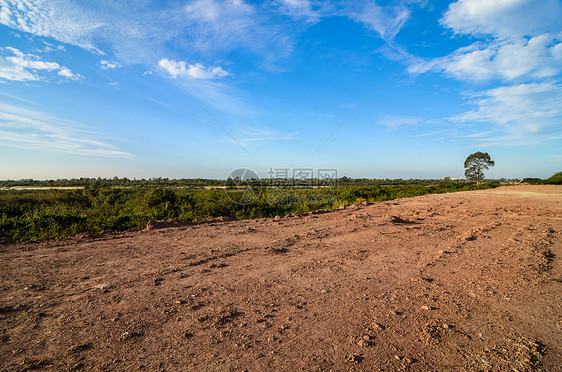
[0,0,561,180]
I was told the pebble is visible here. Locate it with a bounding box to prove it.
[94,283,111,290]
[121,331,141,340]
[347,353,363,363]
[372,322,385,330]
[69,343,92,353]
[420,305,431,311]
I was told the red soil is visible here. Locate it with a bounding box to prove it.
[1,185,561,371]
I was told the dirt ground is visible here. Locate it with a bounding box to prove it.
[1,185,561,371]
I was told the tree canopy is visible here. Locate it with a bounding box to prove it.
[464,152,494,185]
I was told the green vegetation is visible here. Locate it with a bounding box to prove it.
[522,172,562,185]
[521,177,543,185]
[0,176,496,188]
[0,179,500,241]
[544,172,562,185]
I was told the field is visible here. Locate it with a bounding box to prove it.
[1,185,561,370]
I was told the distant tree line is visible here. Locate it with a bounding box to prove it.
[522,172,562,185]
[0,177,225,188]
[0,176,507,188]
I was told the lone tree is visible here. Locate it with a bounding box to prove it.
[464,152,494,185]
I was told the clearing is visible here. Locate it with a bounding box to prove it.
[1,185,561,371]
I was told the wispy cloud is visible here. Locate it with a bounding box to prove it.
[274,0,322,22]
[181,0,297,64]
[0,47,81,81]
[377,115,419,130]
[460,131,493,138]
[409,0,562,82]
[451,82,562,144]
[238,135,296,144]
[409,35,562,82]
[412,130,442,137]
[0,91,42,106]
[0,0,416,73]
[441,0,562,39]
[100,60,121,70]
[0,0,106,53]
[408,0,562,148]
[0,102,130,156]
[158,59,230,79]
[226,124,297,145]
[342,1,410,43]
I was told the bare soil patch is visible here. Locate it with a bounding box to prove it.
[1,185,561,371]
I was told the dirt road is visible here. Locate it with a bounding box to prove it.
[1,185,561,371]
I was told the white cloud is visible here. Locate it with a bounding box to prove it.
[158,59,230,79]
[274,0,320,22]
[151,62,249,115]
[410,0,562,83]
[553,43,562,60]
[184,0,253,21]
[38,41,66,52]
[452,82,562,143]
[0,102,130,156]
[0,0,106,53]
[0,0,416,76]
[493,35,562,80]
[100,60,121,70]
[344,1,410,42]
[442,0,562,39]
[409,35,562,82]
[0,59,38,81]
[5,50,60,71]
[426,46,496,81]
[57,67,80,79]
[0,47,81,81]
[0,0,300,69]
[409,0,562,147]
[182,0,295,60]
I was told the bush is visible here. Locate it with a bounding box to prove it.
[544,172,562,185]
[145,188,178,207]
[522,178,542,185]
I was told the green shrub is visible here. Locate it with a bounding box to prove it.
[544,172,562,185]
